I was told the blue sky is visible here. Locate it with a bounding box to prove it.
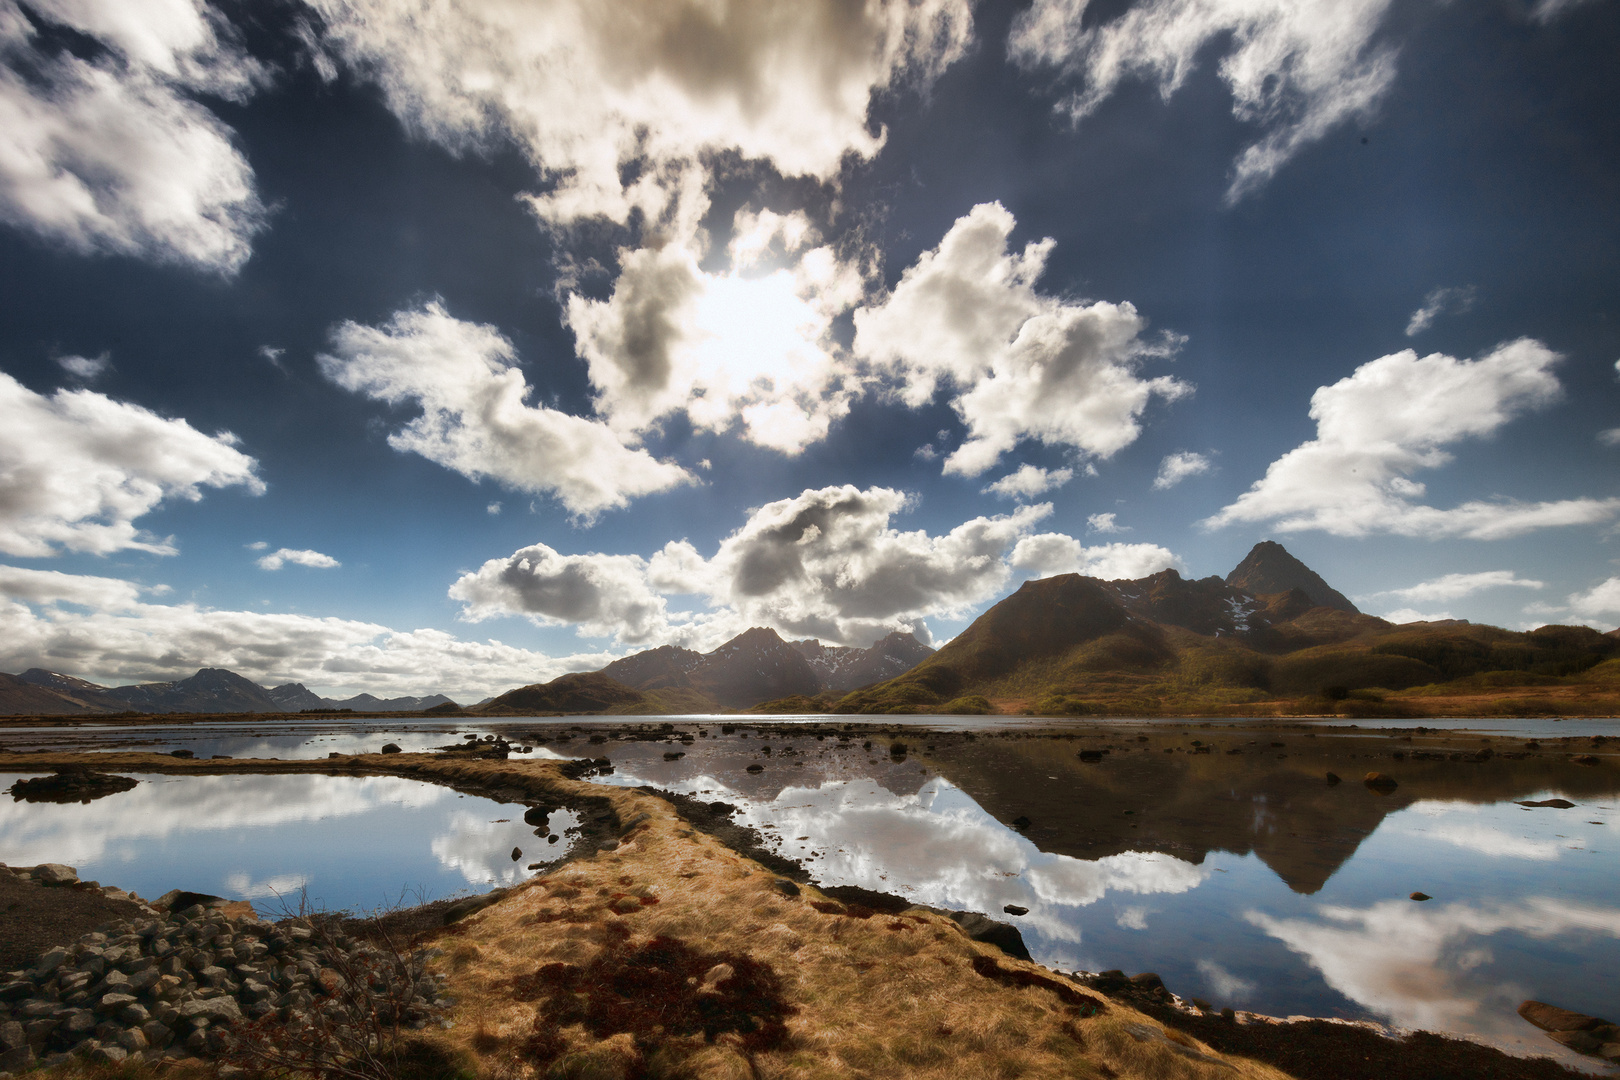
[0,0,1616,700]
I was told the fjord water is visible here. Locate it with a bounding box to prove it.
[587,726,1619,1069]
[1,721,1616,1070]
[0,772,578,914]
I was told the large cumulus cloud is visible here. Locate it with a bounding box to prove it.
[1204,339,1620,539]
[0,0,266,272]
[318,302,693,518]
[449,484,1161,649]
[854,202,1189,476]
[0,371,262,557]
[304,0,973,228]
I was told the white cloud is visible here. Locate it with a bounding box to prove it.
[449,543,672,645]
[1248,897,1620,1036]
[565,211,865,453]
[1152,450,1211,490]
[0,370,262,557]
[1568,577,1620,619]
[486,501,501,515]
[1405,285,1477,336]
[318,301,693,518]
[1379,608,1454,625]
[1009,0,1399,203]
[1087,511,1127,534]
[56,352,109,380]
[0,0,266,272]
[1531,0,1604,23]
[0,563,612,700]
[1204,339,1620,539]
[256,548,340,571]
[450,485,1063,648]
[1009,534,1181,580]
[1599,427,1620,447]
[1195,958,1256,1003]
[854,202,1189,476]
[305,0,973,229]
[983,464,1073,499]
[1362,570,1545,606]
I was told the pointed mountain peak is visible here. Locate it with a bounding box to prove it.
[1226,541,1357,613]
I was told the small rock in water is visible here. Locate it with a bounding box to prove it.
[510,847,522,861]
[1078,750,1103,763]
[1011,816,1032,830]
[1002,905,1028,916]
[381,743,402,754]
[1517,798,1575,809]
[1325,772,1341,785]
[746,764,764,773]
[1363,772,1398,793]
[1410,892,1431,901]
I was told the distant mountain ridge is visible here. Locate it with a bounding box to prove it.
[480,626,937,714]
[0,668,453,716]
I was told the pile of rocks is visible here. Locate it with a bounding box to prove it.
[0,901,447,1072]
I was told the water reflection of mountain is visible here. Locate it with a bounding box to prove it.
[924,734,1620,894]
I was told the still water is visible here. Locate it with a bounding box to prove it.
[585,727,1620,1070]
[0,772,577,915]
[1,720,1616,1070]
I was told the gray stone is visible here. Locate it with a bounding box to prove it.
[24,1019,58,1049]
[87,1043,127,1065]
[0,984,31,1004]
[127,968,160,993]
[114,1028,147,1053]
[948,911,1032,962]
[61,1010,95,1036]
[31,864,77,886]
[177,996,241,1024]
[139,1021,171,1050]
[0,1023,23,1051]
[95,993,137,1014]
[118,1003,150,1026]
[0,1046,32,1072]
[32,948,68,979]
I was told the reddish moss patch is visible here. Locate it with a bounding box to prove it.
[508,934,796,1073]
[970,955,1107,1016]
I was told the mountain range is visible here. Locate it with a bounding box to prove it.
[476,629,935,714]
[821,541,1620,716]
[2,541,1616,717]
[0,667,452,716]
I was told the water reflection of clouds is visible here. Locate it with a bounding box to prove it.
[0,773,453,867]
[428,808,581,889]
[1247,898,1620,1036]
[605,768,1207,947]
[223,870,310,902]
[1386,797,1607,861]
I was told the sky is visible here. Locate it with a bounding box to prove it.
[0,0,1617,701]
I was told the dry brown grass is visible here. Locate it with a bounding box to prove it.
[396,759,1299,1080]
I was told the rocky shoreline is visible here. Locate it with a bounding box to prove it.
[0,863,445,1075]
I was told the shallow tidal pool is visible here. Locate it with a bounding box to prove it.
[0,772,578,915]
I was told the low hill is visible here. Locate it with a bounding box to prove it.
[822,541,1620,716]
